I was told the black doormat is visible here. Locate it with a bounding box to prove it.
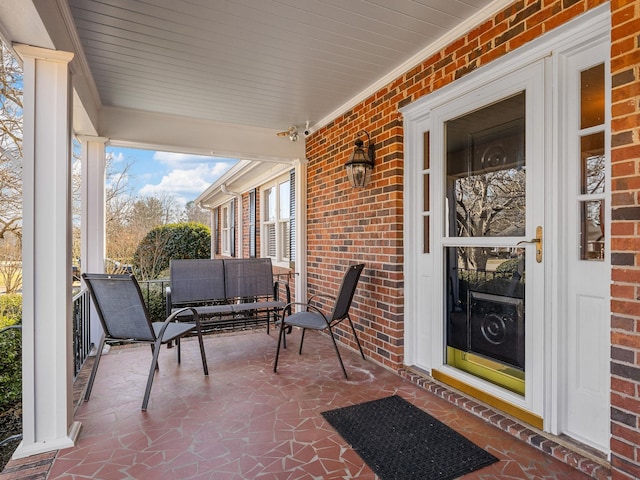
[321,395,499,480]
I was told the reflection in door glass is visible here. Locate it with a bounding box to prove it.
[446,246,526,394]
[581,132,605,195]
[581,200,604,260]
[580,64,605,129]
[578,63,605,262]
[446,93,526,239]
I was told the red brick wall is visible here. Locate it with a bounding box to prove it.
[305,115,405,368]
[610,1,640,478]
[306,0,640,477]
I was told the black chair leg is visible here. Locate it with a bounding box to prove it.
[194,317,209,376]
[347,315,366,359]
[143,338,163,411]
[266,311,270,335]
[273,320,287,373]
[298,328,306,355]
[84,335,106,402]
[327,327,348,379]
[150,344,161,371]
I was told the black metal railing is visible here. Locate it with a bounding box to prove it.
[72,289,92,379]
[138,279,170,323]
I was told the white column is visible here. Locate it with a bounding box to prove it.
[294,159,308,303]
[13,44,81,459]
[78,136,108,348]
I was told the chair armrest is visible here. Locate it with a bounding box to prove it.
[282,302,325,316]
[281,302,330,327]
[308,293,335,306]
[309,293,335,300]
[158,306,201,339]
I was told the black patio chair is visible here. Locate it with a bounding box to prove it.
[82,273,209,411]
[273,264,366,379]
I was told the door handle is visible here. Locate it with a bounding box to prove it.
[516,226,543,263]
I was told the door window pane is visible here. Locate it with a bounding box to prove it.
[423,131,430,170]
[423,216,429,254]
[580,64,605,129]
[581,132,605,195]
[446,93,526,240]
[581,200,604,260]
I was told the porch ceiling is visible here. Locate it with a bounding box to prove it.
[2,0,500,160]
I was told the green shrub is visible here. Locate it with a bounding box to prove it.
[0,294,22,410]
[0,327,21,410]
[495,258,519,274]
[141,283,167,323]
[133,222,211,280]
[0,293,22,328]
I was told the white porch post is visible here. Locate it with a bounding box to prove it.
[294,159,307,303]
[78,136,108,348]
[13,44,81,459]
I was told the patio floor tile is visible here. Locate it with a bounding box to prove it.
[7,328,604,479]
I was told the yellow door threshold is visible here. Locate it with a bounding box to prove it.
[431,368,543,429]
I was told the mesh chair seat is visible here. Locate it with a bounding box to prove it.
[281,311,328,330]
[152,321,198,342]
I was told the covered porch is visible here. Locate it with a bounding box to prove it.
[1,0,639,478]
[2,328,604,479]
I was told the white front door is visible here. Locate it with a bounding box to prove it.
[561,42,610,453]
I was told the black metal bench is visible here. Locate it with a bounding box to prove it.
[166,258,289,334]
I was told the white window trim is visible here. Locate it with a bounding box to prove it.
[221,201,232,257]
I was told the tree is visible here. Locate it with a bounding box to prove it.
[133,222,211,280]
[0,233,21,293]
[0,44,22,243]
[454,167,526,270]
[130,194,180,232]
[0,45,23,294]
[182,201,211,227]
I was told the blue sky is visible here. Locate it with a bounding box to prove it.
[106,146,237,207]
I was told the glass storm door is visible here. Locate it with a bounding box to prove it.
[438,62,545,409]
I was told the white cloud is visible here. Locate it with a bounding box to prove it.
[138,160,235,201]
[110,151,126,163]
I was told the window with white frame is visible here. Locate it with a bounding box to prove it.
[221,201,233,256]
[262,175,290,264]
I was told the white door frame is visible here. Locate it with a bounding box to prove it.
[402,4,610,443]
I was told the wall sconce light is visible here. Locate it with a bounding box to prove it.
[345,130,375,188]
